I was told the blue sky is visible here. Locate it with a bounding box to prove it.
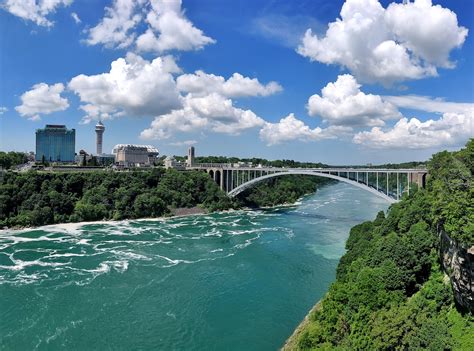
[0,0,473,165]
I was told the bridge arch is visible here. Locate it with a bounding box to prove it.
[227,171,397,203]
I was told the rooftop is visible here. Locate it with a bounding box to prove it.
[45,124,67,129]
[112,144,159,154]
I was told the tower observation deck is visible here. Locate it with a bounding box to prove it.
[95,121,105,155]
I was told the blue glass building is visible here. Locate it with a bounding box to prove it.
[35,125,76,162]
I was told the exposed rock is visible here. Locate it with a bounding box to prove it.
[439,230,474,312]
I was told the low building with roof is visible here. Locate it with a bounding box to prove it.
[112,144,159,167]
[164,156,186,170]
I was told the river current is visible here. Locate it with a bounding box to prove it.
[0,183,388,350]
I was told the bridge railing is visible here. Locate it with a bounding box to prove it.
[191,163,233,168]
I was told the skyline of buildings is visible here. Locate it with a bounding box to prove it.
[33,121,161,167]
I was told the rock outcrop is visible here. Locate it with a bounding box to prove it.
[439,230,474,312]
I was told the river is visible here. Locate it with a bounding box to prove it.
[0,183,389,350]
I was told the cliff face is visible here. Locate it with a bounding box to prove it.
[440,230,474,312]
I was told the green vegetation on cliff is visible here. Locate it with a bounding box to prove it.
[0,151,28,170]
[291,139,473,351]
[239,175,334,208]
[0,169,233,228]
[0,168,332,228]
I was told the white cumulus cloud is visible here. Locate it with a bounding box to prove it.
[177,70,282,98]
[0,106,8,115]
[353,112,474,149]
[86,0,215,53]
[2,0,72,27]
[68,53,182,124]
[70,11,80,24]
[136,0,215,53]
[169,139,197,147]
[383,95,474,115]
[140,93,264,140]
[259,113,352,146]
[297,0,468,84]
[15,83,69,121]
[85,0,143,49]
[307,74,401,127]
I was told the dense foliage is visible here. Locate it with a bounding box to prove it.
[426,140,474,244]
[0,151,28,169]
[366,161,427,169]
[0,168,333,228]
[0,169,234,228]
[292,139,473,350]
[239,175,334,208]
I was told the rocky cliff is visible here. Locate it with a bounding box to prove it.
[440,229,474,312]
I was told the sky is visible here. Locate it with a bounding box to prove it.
[0,0,473,165]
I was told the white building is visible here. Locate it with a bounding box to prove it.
[164,156,186,170]
[112,144,159,167]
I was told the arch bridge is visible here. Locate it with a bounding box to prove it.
[189,164,428,203]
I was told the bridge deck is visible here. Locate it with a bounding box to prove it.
[189,165,428,173]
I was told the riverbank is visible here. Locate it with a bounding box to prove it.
[0,170,334,231]
[0,206,210,233]
[281,300,322,350]
[0,189,318,233]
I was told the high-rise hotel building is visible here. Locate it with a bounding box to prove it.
[35,125,76,162]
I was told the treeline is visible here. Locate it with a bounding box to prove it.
[0,169,234,228]
[0,151,28,169]
[178,154,427,170]
[175,155,329,168]
[291,139,473,350]
[239,175,334,208]
[369,161,427,169]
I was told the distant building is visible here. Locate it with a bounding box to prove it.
[164,156,186,170]
[95,121,105,155]
[75,150,114,167]
[96,154,115,166]
[36,125,75,162]
[232,161,252,168]
[75,149,92,165]
[112,144,159,167]
[187,146,195,167]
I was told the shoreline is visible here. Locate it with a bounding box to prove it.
[0,207,214,234]
[281,299,323,350]
[0,190,319,234]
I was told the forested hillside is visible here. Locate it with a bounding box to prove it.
[239,175,334,208]
[290,139,473,350]
[0,151,28,169]
[0,169,233,228]
[0,169,332,229]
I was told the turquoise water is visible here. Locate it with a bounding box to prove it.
[0,183,388,350]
